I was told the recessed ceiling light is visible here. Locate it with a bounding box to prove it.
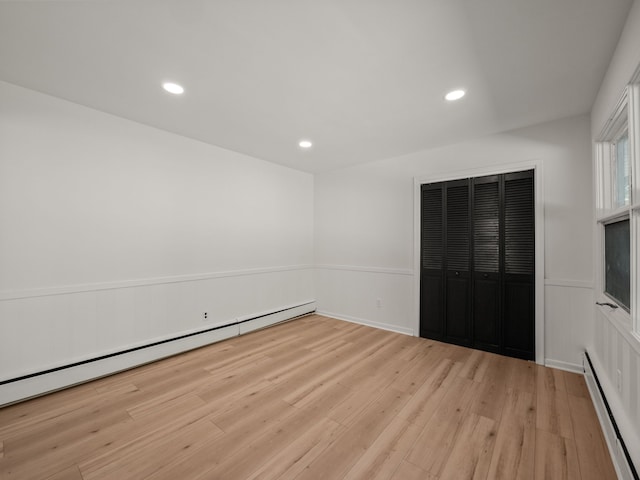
[445,89,466,101]
[163,82,184,95]
[299,140,313,149]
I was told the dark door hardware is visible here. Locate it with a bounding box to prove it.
[596,302,619,309]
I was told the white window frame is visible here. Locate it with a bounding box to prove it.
[631,82,640,337]
[595,79,640,341]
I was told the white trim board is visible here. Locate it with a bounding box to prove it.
[413,160,545,364]
[0,264,314,301]
[315,265,414,276]
[316,310,414,336]
[544,359,583,374]
[544,279,593,289]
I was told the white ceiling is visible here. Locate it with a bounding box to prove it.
[0,0,632,173]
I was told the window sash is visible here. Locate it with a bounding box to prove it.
[596,86,636,336]
[613,131,631,208]
[604,217,631,311]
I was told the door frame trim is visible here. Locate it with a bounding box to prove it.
[413,160,545,364]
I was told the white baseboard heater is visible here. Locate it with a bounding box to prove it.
[0,301,316,407]
[583,351,639,480]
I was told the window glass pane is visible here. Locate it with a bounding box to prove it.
[614,133,630,208]
[605,218,630,310]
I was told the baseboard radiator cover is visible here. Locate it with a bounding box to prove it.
[0,301,316,407]
[583,351,639,480]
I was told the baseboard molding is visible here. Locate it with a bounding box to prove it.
[584,351,639,480]
[544,358,583,374]
[316,310,414,336]
[0,301,316,407]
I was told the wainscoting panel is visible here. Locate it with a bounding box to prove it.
[0,266,314,406]
[543,280,594,372]
[314,266,414,336]
[316,267,598,374]
[591,308,640,475]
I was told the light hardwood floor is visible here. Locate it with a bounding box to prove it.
[0,315,616,479]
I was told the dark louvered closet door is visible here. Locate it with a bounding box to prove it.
[420,183,444,339]
[503,171,535,359]
[420,170,535,361]
[472,176,501,353]
[445,179,471,345]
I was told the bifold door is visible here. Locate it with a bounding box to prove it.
[419,170,534,360]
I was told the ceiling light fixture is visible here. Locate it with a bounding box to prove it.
[163,82,185,95]
[445,89,466,101]
[299,140,313,149]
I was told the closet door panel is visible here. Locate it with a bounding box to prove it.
[503,171,535,360]
[504,279,534,359]
[473,178,500,274]
[421,274,444,339]
[504,172,535,276]
[445,180,471,345]
[473,275,500,351]
[472,177,501,351]
[446,276,470,344]
[420,184,445,339]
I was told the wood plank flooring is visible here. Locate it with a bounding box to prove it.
[0,315,617,479]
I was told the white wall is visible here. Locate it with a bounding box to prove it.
[315,114,594,370]
[592,0,640,138]
[590,0,640,471]
[0,81,314,400]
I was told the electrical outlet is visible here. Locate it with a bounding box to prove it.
[203,312,208,321]
[376,298,382,308]
[617,369,622,393]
